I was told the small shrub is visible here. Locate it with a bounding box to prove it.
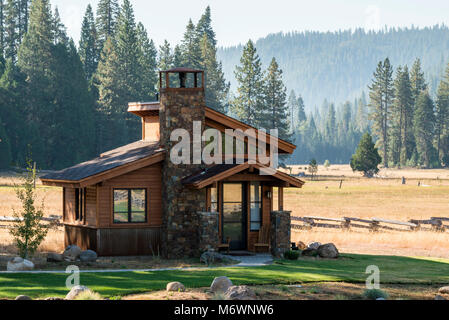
[74,290,103,300]
[284,250,300,260]
[363,288,389,300]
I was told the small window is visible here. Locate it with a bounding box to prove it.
[250,182,262,231]
[75,188,85,222]
[210,186,218,213]
[113,189,147,224]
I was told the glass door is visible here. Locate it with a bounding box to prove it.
[222,183,247,250]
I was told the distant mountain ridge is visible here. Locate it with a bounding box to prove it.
[217,25,449,110]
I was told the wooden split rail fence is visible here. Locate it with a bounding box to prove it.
[291,216,449,233]
[0,215,62,229]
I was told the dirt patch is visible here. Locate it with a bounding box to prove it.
[121,282,444,300]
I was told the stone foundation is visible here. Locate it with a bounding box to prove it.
[270,211,291,257]
[197,212,219,252]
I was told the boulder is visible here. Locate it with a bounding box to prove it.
[435,295,447,300]
[317,243,339,259]
[200,251,228,265]
[438,286,449,294]
[297,241,307,250]
[65,285,89,300]
[7,257,34,271]
[47,252,64,263]
[45,297,65,301]
[63,245,81,261]
[301,248,318,257]
[224,286,257,300]
[210,276,233,293]
[15,295,32,300]
[166,282,185,292]
[80,250,98,262]
[307,242,321,250]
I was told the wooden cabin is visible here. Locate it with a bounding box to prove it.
[41,68,304,258]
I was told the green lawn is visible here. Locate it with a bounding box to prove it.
[1,254,449,299]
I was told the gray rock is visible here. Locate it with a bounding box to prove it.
[301,248,318,257]
[224,286,257,300]
[47,252,64,263]
[435,295,447,300]
[438,286,449,294]
[45,297,65,300]
[65,285,89,300]
[63,245,81,261]
[307,242,321,250]
[15,295,32,300]
[317,243,339,259]
[7,257,34,271]
[166,282,185,292]
[210,276,233,293]
[80,250,97,262]
[376,298,386,300]
[200,251,227,265]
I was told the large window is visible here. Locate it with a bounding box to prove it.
[250,182,262,231]
[75,188,85,222]
[113,189,147,224]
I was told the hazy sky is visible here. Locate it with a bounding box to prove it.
[51,0,449,47]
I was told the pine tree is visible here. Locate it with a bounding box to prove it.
[4,0,18,62]
[96,0,118,50]
[297,94,306,125]
[199,33,229,113]
[368,58,394,167]
[0,113,12,168]
[325,103,336,144]
[17,0,29,40]
[196,6,216,47]
[410,58,427,105]
[0,0,5,55]
[180,19,201,69]
[287,90,297,131]
[158,40,173,71]
[414,91,437,168]
[261,57,291,141]
[52,7,68,45]
[79,4,98,81]
[350,132,382,177]
[435,63,449,163]
[231,40,264,127]
[136,22,157,101]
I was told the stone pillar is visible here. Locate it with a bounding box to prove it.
[270,211,291,257]
[160,87,207,259]
[197,212,219,252]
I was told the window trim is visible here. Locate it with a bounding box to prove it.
[113,188,148,224]
[75,188,85,223]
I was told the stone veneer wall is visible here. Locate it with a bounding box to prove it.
[160,89,207,258]
[197,212,219,252]
[270,211,292,257]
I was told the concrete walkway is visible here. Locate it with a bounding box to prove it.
[0,254,273,274]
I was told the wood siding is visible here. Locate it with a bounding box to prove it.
[143,115,160,141]
[65,225,97,251]
[63,186,96,227]
[97,163,163,228]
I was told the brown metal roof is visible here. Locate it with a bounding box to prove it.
[40,141,163,182]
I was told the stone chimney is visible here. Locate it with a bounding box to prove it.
[159,68,207,258]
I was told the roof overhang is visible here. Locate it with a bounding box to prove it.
[183,162,304,189]
[41,152,165,188]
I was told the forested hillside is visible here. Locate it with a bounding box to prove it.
[218,26,449,109]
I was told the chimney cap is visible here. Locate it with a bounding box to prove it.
[161,67,203,73]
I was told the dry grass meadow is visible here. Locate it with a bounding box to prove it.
[1,166,449,259]
[285,165,449,259]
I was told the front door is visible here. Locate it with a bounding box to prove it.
[222,183,247,250]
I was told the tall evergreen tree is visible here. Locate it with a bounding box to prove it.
[0,0,5,55]
[0,114,11,168]
[231,40,264,127]
[368,58,394,167]
[261,57,291,141]
[435,63,449,164]
[52,7,68,45]
[297,94,306,126]
[199,33,229,113]
[287,90,297,131]
[410,58,427,105]
[4,0,18,62]
[195,6,216,47]
[324,103,336,144]
[79,4,98,81]
[96,0,118,50]
[136,22,157,101]
[414,91,437,167]
[180,19,201,69]
[158,40,173,71]
[17,0,29,40]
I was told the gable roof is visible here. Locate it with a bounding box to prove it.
[40,141,164,188]
[182,162,305,189]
